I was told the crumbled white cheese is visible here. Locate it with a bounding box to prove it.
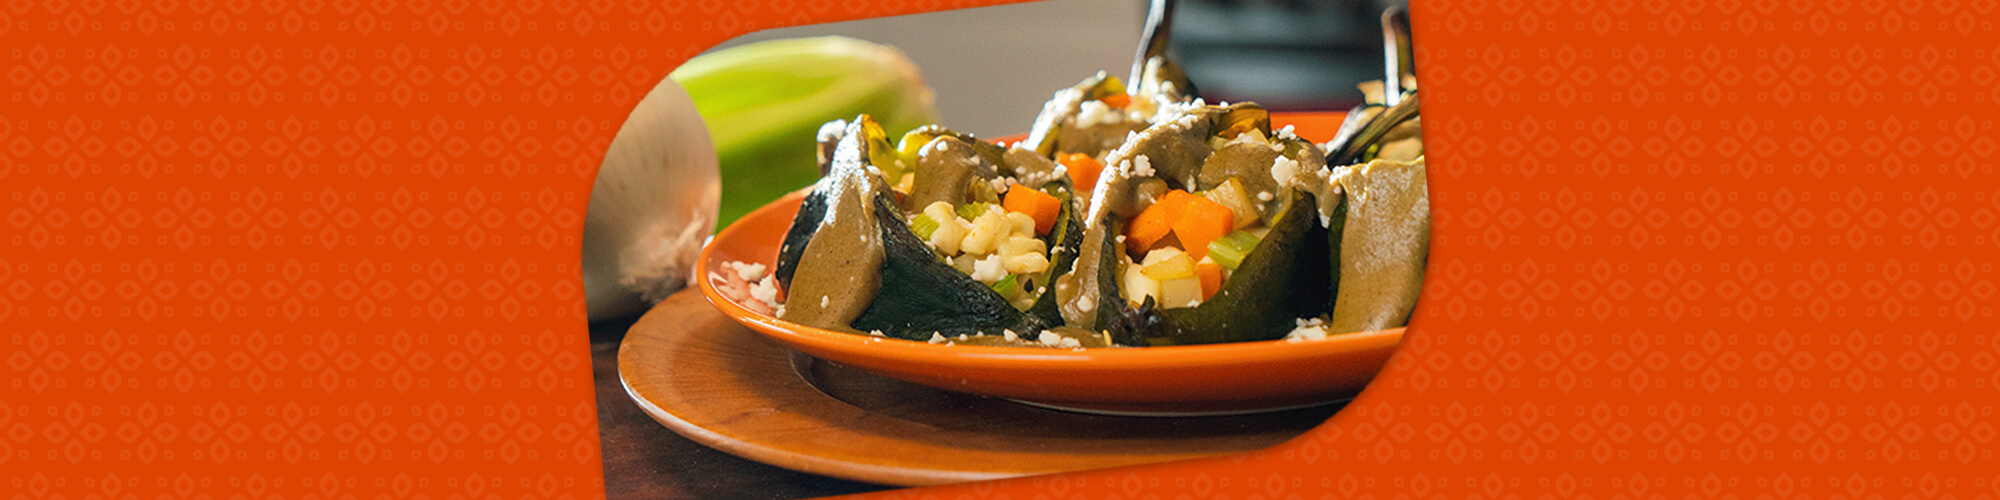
[816,120,849,142]
[728,262,768,282]
[1284,317,1332,343]
[870,330,885,337]
[1077,99,1125,128]
[749,275,780,308]
[820,295,829,307]
[1270,156,1302,186]
[929,333,947,344]
[1003,329,1019,342]
[1037,334,1081,349]
[988,176,1019,194]
[1257,191,1274,202]
[970,254,1007,282]
[1275,124,1299,141]
[1132,155,1156,177]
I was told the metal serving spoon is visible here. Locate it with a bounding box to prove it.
[1126,0,1197,100]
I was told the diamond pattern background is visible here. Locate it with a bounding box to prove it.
[3,1,1997,499]
[1,1,1027,498]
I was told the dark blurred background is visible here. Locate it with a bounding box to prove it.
[1174,0,1407,110]
[712,0,1406,137]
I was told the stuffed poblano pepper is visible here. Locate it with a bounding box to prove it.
[1264,84,1429,342]
[773,115,1101,347]
[1303,84,1429,337]
[1053,85,1432,346]
[1053,102,1343,346]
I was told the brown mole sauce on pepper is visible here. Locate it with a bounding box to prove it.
[1053,108,1222,330]
[778,123,889,333]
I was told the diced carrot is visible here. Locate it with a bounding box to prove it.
[1170,195,1236,261]
[1099,93,1131,109]
[1125,190,1196,255]
[1058,153,1103,192]
[1195,262,1224,300]
[1002,187,1063,235]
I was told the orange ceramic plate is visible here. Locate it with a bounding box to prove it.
[696,112,1406,415]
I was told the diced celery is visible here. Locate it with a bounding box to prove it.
[988,274,1020,298]
[1205,230,1261,270]
[910,213,940,240]
[957,202,995,221]
[1201,177,1262,229]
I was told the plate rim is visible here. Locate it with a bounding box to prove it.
[614,291,1330,487]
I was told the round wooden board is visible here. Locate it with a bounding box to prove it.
[618,290,1342,487]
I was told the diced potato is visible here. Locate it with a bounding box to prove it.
[1139,247,1195,280]
[1140,246,1185,265]
[1121,258,1161,307]
[1159,276,1203,308]
[1202,177,1261,230]
[951,254,979,274]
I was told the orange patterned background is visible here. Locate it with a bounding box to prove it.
[4,1,1996,499]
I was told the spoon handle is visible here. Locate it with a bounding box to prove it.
[1381,7,1414,105]
[1129,0,1178,95]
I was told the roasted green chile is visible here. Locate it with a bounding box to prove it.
[775,115,1085,341]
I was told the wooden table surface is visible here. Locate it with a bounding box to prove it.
[590,313,890,499]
